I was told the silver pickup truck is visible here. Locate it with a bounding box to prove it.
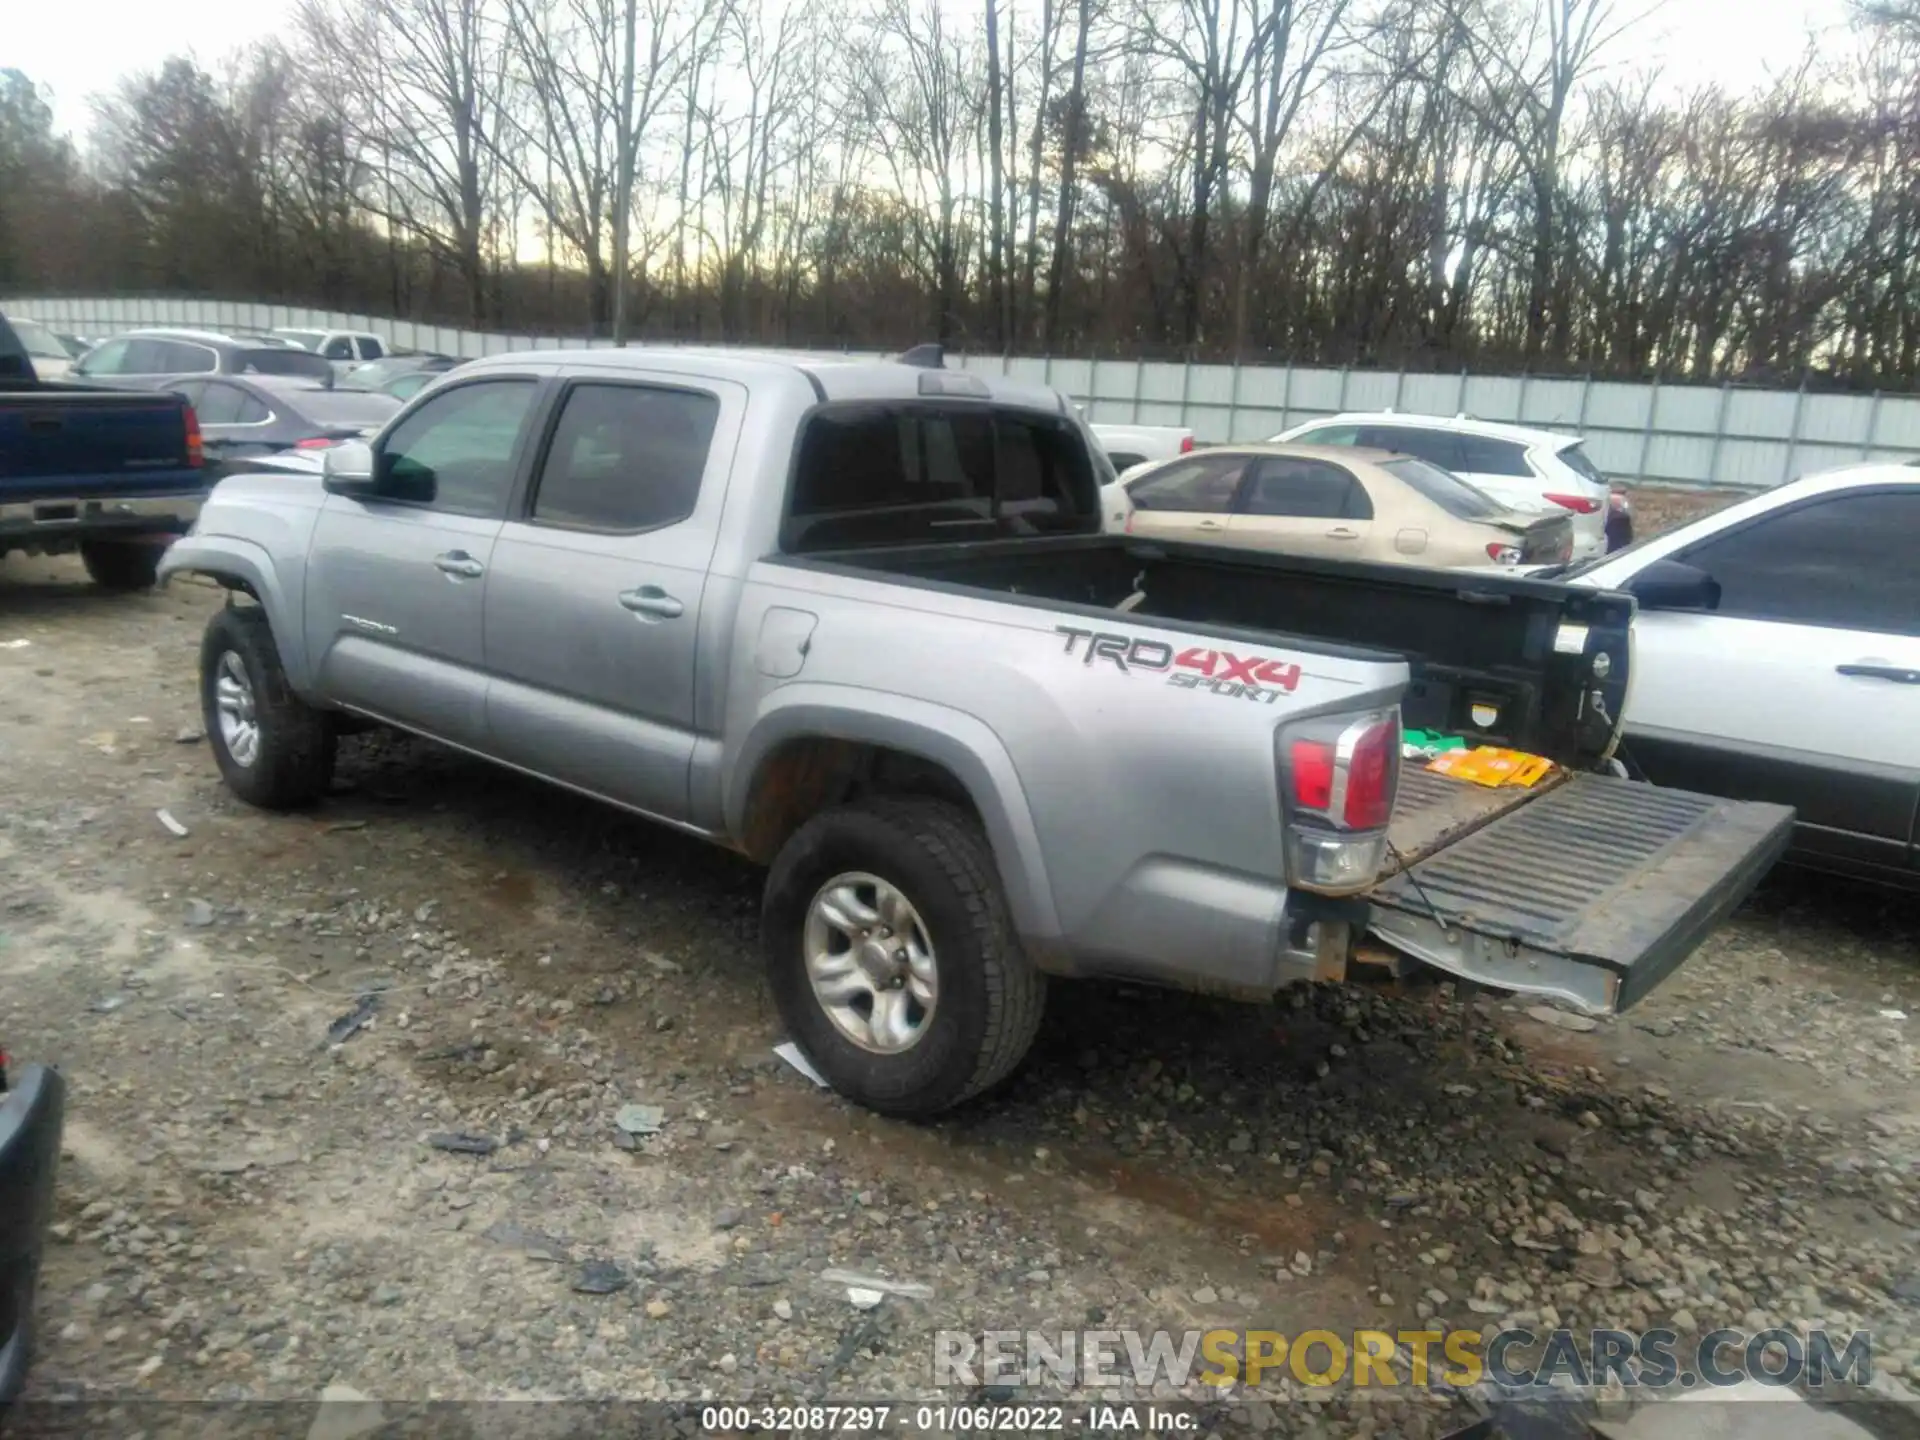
[158,347,1793,1116]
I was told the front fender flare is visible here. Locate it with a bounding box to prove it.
[727,686,1063,948]
[157,535,312,690]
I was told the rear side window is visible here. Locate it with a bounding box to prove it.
[531,383,720,532]
[1243,458,1372,519]
[1126,455,1250,513]
[1358,426,1461,470]
[784,405,1098,551]
[154,341,217,374]
[1292,425,1363,446]
[1455,434,1535,477]
[122,339,174,374]
[296,388,399,428]
[358,336,385,360]
[241,348,335,381]
[193,382,249,425]
[1382,458,1508,520]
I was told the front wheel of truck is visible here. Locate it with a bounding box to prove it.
[762,798,1046,1118]
[199,606,336,810]
[79,540,161,591]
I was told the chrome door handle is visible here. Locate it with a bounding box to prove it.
[619,586,684,619]
[1196,519,1224,531]
[434,551,484,579]
[1326,527,1360,539]
[1837,662,1920,685]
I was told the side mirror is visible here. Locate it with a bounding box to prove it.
[320,440,379,496]
[1625,558,1719,612]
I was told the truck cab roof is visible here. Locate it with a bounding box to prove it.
[454,346,1071,415]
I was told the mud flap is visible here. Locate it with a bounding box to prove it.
[1365,772,1794,1013]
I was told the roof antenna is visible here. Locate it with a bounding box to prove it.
[896,343,945,370]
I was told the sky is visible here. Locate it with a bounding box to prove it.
[15,0,1854,144]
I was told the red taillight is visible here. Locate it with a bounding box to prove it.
[1544,492,1599,514]
[1278,708,1401,894]
[1290,740,1335,811]
[1487,541,1520,564]
[1343,722,1395,830]
[293,437,338,450]
[1180,435,1195,454]
[184,406,203,468]
[1123,512,1136,534]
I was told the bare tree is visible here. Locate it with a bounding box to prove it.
[1454,0,1629,358]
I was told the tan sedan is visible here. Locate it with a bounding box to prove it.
[1099,444,1574,568]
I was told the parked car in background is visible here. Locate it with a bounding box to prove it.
[53,330,92,359]
[156,374,401,475]
[337,353,463,394]
[0,1043,66,1403]
[73,329,337,388]
[6,318,77,380]
[1272,412,1623,559]
[270,327,390,368]
[1103,445,1573,568]
[1,310,208,591]
[1089,421,1195,473]
[1562,461,1920,888]
[377,369,446,402]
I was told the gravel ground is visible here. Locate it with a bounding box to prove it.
[2,552,1917,1438]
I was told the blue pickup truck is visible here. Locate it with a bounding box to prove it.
[0,311,205,590]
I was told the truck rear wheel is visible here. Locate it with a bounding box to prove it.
[79,540,161,591]
[761,797,1046,1117]
[199,606,336,809]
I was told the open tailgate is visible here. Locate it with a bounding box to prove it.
[1366,769,1793,1013]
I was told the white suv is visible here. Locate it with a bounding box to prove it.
[1271,412,1619,559]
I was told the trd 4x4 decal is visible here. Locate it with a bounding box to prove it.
[1055,625,1303,704]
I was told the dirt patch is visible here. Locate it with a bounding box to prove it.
[3,551,1918,1433]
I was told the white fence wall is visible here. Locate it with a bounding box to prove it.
[20,294,1920,491]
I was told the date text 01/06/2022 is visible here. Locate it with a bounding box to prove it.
[698,1403,1200,1433]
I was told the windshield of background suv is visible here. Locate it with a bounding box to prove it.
[1382,457,1509,519]
[10,319,69,360]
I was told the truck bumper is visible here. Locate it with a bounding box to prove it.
[0,1063,66,1405]
[0,493,203,552]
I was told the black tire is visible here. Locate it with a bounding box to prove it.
[199,605,336,809]
[761,797,1046,1117]
[79,540,161,591]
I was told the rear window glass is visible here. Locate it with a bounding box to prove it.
[293,388,404,427]
[1382,458,1509,520]
[784,405,1100,551]
[1558,444,1606,486]
[241,348,335,380]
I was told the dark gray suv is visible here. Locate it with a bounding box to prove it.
[72,329,336,388]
